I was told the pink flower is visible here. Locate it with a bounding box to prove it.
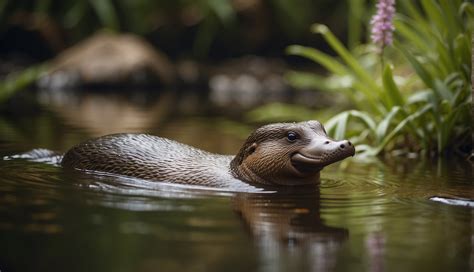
[370,0,396,52]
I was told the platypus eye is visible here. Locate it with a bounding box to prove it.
[286,131,298,142]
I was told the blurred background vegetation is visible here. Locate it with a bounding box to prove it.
[0,0,351,60]
[0,0,472,158]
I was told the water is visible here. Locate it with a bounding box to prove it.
[0,92,473,272]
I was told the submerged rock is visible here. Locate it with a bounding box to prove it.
[38,31,175,89]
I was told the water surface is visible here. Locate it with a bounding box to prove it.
[0,92,472,272]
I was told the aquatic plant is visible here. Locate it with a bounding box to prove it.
[285,0,473,156]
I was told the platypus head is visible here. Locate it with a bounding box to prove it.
[230,120,355,186]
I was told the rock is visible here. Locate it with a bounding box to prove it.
[38,31,175,89]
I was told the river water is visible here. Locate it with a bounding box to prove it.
[0,92,472,272]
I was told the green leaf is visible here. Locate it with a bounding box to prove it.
[286,45,348,76]
[64,1,87,28]
[453,34,471,77]
[206,0,235,25]
[347,110,377,132]
[395,41,434,89]
[371,104,433,155]
[440,0,463,35]
[394,17,431,53]
[325,110,377,141]
[433,35,454,76]
[376,106,401,142]
[432,79,453,101]
[421,0,446,36]
[89,0,119,30]
[334,112,349,141]
[407,90,433,104]
[285,71,333,91]
[347,0,365,50]
[311,24,381,95]
[382,64,405,107]
[0,65,46,103]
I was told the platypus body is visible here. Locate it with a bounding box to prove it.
[61,121,355,188]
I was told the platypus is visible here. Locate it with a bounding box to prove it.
[61,120,355,188]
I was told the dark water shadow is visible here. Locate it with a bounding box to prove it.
[75,170,349,271]
[232,189,348,272]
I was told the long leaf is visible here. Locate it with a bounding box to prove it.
[382,64,405,107]
[421,0,446,36]
[89,0,119,30]
[394,17,431,53]
[285,71,334,92]
[286,45,348,76]
[407,90,433,104]
[347,0,365,50]
[376,106,401,143]
[311,24,382,95]
[334,112,349,140]
[394,41,434,89]
[347,110,377,132]
[371,104,433,155]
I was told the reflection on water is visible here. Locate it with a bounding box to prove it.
[0,92,473,272]
[233,190,348,272]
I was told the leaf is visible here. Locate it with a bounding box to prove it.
[206,0,235,25]
[440,0,463,35]
[286,45,348,76]
[376,106,401,143]
[334,112,349,141]
[394,17,431,53]
[347,0,365,50]
[311,24,381,95]
[64,1,88,28]
[347,110,377,132]
[0,65,46,103]
[433,35,455,76]
[421,0,446,35]
[325,110,377,141]
[382,64,405,107]
[89,0,119,30]
[285,71,333,91]
[394,41,434,89]
[432,79,453,101]
[370,104,433,155]
[453,34,471,77]
[407,90,433,104]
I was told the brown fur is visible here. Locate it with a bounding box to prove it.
[62,120,354,189]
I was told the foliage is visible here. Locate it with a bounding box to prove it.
[0,65,46,103]
[286,0,473,156]
[0,0,321,58]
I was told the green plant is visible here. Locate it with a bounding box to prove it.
[286,0,473,156]
[0,65,46,104]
